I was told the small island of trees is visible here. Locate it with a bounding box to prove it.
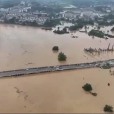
[52,46,59,51]
[82,83,97,96]
[58,52,67,61]
[53,27,69,34]
[82,83,92,92]
[89,29,114,38]
[88,30,105,38]
[104,105,113,112]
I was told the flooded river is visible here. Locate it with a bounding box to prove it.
[0,68,114,113]
[0,24,114,113]
[0,24,114,71]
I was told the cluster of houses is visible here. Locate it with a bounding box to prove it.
[0,1,113,26]
[0,1,49,25]
[59,7,106,22]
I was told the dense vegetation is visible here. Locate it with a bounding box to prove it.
[53,27,69,34]
[4,17,40,27]
[69,19,94,31]
[52,46,59,51]
[82,83,92,92]
[77,19,94,26]
[69,24,83,31]
[82,83,97,96]
[44,19,61,27]
[4,17,61,27]
[104,105,113,112]
[58,52,67,61]
[88,30,105,38]
[88,29,114,38]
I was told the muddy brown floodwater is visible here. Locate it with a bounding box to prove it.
[0,24,114,71]
[0,24,114,113]
[0,68,114,113]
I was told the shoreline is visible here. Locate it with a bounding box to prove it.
[0,22,53,30]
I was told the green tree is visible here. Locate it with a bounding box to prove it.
[88,30,105,38]
[82,83,92,92]
[58,52,67,61]
[104,105,113,112]
[52,46,59,51]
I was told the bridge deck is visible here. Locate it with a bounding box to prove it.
[0,59,114,78]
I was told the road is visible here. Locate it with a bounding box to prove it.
[0,59,114,78]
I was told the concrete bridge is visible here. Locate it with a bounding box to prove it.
[0,59,114,78]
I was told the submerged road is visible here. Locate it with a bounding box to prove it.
[0,59,114,78]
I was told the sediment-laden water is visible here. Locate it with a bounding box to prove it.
[0,24,114,71]
[0,24,114,113]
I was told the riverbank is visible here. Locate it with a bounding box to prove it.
[0,22,53,30]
